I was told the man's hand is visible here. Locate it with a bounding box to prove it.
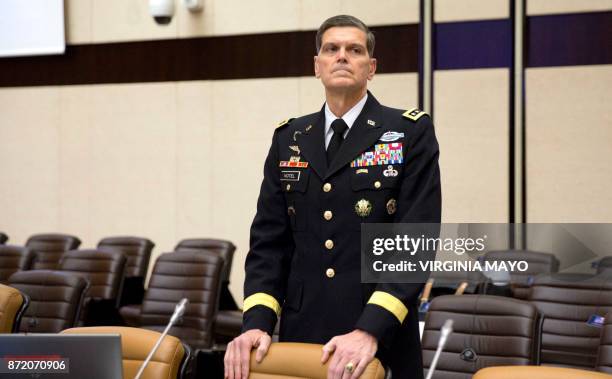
[321,329,378,379]
[224,329,271,379]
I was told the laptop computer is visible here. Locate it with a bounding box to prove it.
[0,334,123,379]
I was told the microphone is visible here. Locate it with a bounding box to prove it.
[134,298,189,379]
[425,319,453,379]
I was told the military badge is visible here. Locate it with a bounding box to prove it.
[289,145,301,155]
[289,156,300,163]
[305,124,312,132]
[356,168,369,175]
[367,119,376,126]
[280,161,308,168]
[350,143,403,167]
[355,199,373,217]
[383,165,398,177]
[293,130,302,141]
[386,198,397,215]
[379,131,404,142]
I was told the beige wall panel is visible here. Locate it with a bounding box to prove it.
[434,69,509,223]
[213,0,299,36]
[342,0,420,25]
[177,0,215,38]
[435,0,509,22]
[527,0,612,15]
[300,0,342,30]
[0,87,61,243]
[65,0,93,44]
[526,65,612,222]
[88,83,177,257]
[211,78,300,303]
[58,86,93,246]
[91,0,177,43]
[175,81,214,240]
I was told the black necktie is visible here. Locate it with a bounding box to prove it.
[327,118,348,165]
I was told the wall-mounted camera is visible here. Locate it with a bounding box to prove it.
[149,0,203,26]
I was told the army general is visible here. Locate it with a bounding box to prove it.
[224,15,441,379]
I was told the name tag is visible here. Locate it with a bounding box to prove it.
[281,171,300,181]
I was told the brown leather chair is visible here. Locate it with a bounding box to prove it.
[59,249,126,325]
[26,233,81,270]
[529,273,612,369]
[9,270,89,333]
[138,250,223,350]
[474,366,612,379]
[422,295,541,378]
[175,238,241,344]
[98,236,154,305]
[248,342,385,379]
[0,245,34,284]
[482,250,559,299]
[0,232,7,244]
[0,283,28,333]
[61,326,192,379]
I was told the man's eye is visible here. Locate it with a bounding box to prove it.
[352,47,364,54]
[324,45,337,53]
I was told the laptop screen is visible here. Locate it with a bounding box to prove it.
[0,334,123,379]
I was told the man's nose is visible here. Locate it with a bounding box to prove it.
[336,47,348,62]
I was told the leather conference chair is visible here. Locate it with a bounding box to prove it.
[422,295,541,378]
[248,342,385,379]
[59,249,126,326]
[529,273,612,369]
[597,313,612,373]
[481,250,559,300]
[138,250,224,350]
[0,232,7,244]
[61,326,192,379]
[0,283,29,333]
[98,236,154,305]
[473,366,612,379]
[0,245,34,284]
[26,233,81,270]
[9,270,89,333]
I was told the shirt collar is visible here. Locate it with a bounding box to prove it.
[324,93,368,137]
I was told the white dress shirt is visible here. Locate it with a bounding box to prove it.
[324,93,368,150]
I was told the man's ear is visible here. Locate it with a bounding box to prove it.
[367,58,377,80]
[314,56,320,78]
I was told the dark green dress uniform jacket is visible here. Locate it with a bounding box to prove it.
[242,93,441,378]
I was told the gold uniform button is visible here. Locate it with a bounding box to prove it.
[324,211,333,220]
[323,183,332,192]
[286,184,291,191]
[325,239,334,250]
[374,181,381,189]
[326,268,335,278]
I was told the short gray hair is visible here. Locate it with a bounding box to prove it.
[316,15,375,57]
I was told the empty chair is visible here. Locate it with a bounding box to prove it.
[9,270,88,333]
[98,236,154,305]
[0,283,28,333]
[248,342,385,379]
[138,250,223,350]
[0,232,7,244]
[26,233,81,270]
[597,313,612,373]
[529,273,612,369]
[482,250,559,299]
[61,326,192,379]
[474,366,612,379]
[422,295,541,378]
[0,245,34,284]
[59,249,126,325]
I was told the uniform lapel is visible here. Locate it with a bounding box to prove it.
[295,109,327,180]
[324,93,386,180]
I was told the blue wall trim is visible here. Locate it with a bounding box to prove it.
[435,11,612,70]
[435,19,512,70]
[527,11,612,68]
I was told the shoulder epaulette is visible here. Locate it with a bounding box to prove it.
[402,108,428,122]
[276,118,295,129]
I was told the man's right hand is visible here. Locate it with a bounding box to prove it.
[224,329,272,379]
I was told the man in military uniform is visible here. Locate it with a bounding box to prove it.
[225,15,441,379]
